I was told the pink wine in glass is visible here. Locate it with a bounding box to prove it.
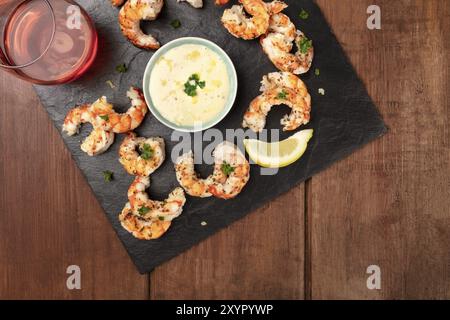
[2,0,97,84]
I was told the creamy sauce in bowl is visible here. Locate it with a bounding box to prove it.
[148,43,231,128]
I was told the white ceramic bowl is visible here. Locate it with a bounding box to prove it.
[142,37,238,132]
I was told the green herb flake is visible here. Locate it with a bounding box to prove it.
[170,19,181,29]
[221,162,235,176]
[183,74,206,97]
[115,63,128,73]
[277,89,288,100]
[139,143,154,160]
[190,73,200,82]
[138,206,150,216]
[315,68,320,76]
[197,81,206,89]
[99,114,109,121]
[158,216,165,221]
[299,9,309,20]
[299,37,313,54]
[102,170,114,182]
[184,82,198,97]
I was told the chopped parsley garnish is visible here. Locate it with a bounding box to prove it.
[138,206,150,216]
[198,81,206,89]
[299,9,309,20]
[299,37,313,54]
[184,82,197,97]
[115,63,128,73]
[190,73,200,81]
[277,89,288,100]
[315,68,320,76]
[221,162,235,176]
[170,19,181,29]
[102,170,114,182]
[99,114,109,121]
[139,143,154,160]
[158,216,165,221]
[184,73,206,97]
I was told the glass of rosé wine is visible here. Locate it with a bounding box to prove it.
[0,0,98,85]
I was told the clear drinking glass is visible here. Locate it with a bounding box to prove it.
[0,0,98,85]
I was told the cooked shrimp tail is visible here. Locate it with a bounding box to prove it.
[62,104,115,156]
[175,151,214,198]
[261,13,314,74]
[265,0,288,14]
[208,141,250,199]
[242,72,311,132]
[62,104,91,136]
[80,128,115,156]
[127,176,186,221]
[91,87,148,134]
[221,0,274,40]
[119,132,165,176]
[118,0,164,50]
[175,142,250,199]
[119,202,172,240]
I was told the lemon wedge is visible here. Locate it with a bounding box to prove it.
[243,129,313,168]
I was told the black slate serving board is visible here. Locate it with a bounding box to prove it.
[34,0,386,273]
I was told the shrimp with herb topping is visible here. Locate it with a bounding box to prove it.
[261,11,314,74]
[62,104,115,156]
[175,141,250,199]
[242,72,311,132]
[90,87,148,134]
[119,132,165,176]
[128,176,186,221]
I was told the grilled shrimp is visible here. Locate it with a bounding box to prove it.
[118,0,164,50]
[62,104,115,156]
[221,0,287,40]
[261,13,314,74]
[91,87,148,134]
[177,0,203,8]
[111,0,125,6]
[81,128,115,156]
[128,176,186,221]
[242,72,311,132]
[265,0,288,14]
[175,141,250,199]
[119,132,165,176]
[119,202,172,240]
[221,0,271,40]
[208,141,250,199]
[175,151,215,198]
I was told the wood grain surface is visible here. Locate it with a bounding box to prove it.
[0,0,448,299]
[310,0,450,299]
[0,73,149,299]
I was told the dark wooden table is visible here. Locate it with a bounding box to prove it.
[0,0,448,299]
